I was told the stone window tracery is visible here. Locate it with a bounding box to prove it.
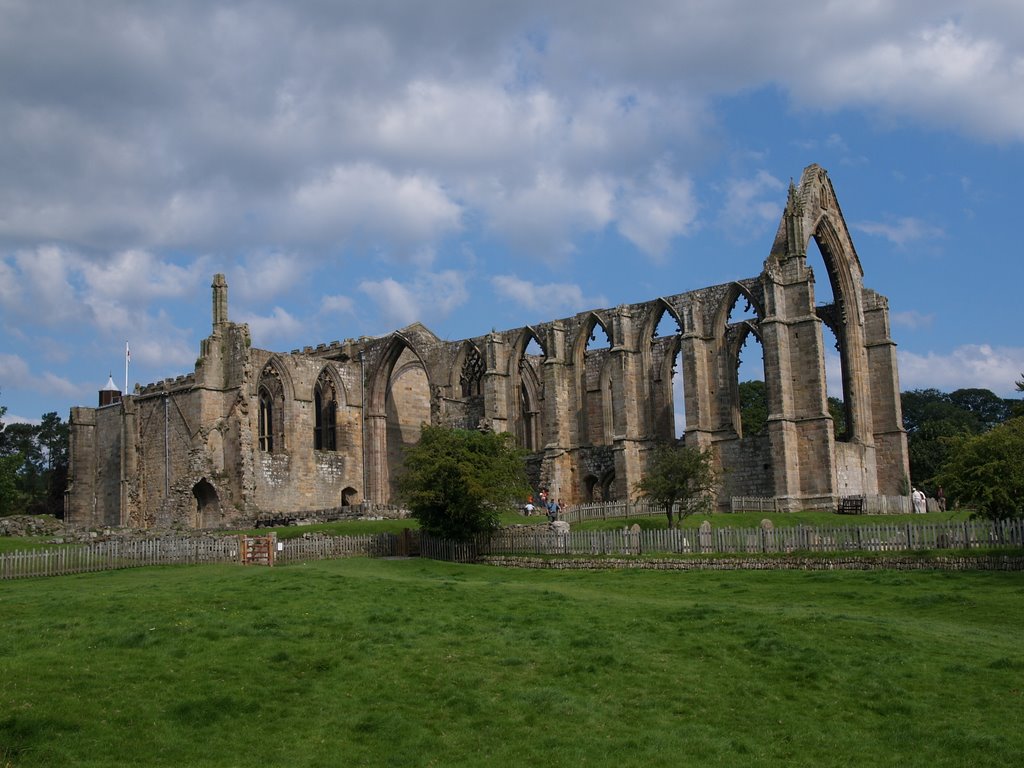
[257,364,284,453]
[314,370,339,451]
[460,346,485,398]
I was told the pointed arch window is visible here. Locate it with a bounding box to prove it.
[257,364,285,453]
[460,346,485,397]
[314,370,339,451]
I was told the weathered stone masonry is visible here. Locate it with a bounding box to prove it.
[65,164,910,529]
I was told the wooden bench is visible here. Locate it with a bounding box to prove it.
[837,495,864,515]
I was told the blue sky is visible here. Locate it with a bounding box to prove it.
[2,1,1023,423]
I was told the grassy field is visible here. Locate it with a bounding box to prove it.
[225,508,976,539]
[1,558,1022,767]
[572,508,975,532]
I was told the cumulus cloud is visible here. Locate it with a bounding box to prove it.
[319,294,355,316]
[359,271,469,329]
[717,170,785,241]
[854,217,945,247]
[617,164,699,259]
[891,310,935,331]
[0,353,82,399]
[285,163,463,257]
[899,344,1024,397]
[479,171,615,259]
[240,306,305,348]
[491,275,607,316]
[230,253,309,303]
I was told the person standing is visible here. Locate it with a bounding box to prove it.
[912,487,926,514]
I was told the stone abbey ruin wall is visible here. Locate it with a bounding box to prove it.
[65,164,910,529]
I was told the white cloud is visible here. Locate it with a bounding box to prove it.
[0,353,82,399]
[891,310,935,331]
[359,271,469,329]
[717,170,784,241]
[230,253,307,303]
[240,306,305,348]
[898,344,1024,397]
[617,164,699,259]
[491,275,606,316]
[9,246,84,327]
[78,249,209,308]
[319,295,355,316]
[800,20,1024,142]
[854,217,944,247]
[478,170,615,259]
[286,163,463,257]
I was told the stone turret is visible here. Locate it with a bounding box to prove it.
[98,374,121,407]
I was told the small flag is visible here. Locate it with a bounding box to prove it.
[126,342,131,362]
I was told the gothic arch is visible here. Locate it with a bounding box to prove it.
[313,366,344,451]
[645,298,686,441]
[644,297,685,341]
[508,327,547,451]
[366,334,432,502]
[452,341,485,398]
[256,358,292,453]
[808,214,869,443]
[713,282,764,338]
[713,284,766,436]
[726,321,765,437]
[571,312,614,362]
[192,478,221,528]
[574,312,615,446]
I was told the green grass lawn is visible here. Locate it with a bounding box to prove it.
[1,558,1021,767]
[573,508,975,532]
[0,536,70,554]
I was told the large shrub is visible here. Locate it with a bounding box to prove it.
[396,425,530,540]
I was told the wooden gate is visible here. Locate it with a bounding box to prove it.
[240,534,277,566]
[396,528,420,557]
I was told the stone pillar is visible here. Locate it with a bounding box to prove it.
[759,253,836,507]
[212,273,228,328]
[365,414,389,504]
[66,407,97,527]
[863,290,910,494]
[483,333,509,433]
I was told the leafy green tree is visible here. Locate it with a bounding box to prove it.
[738,380,767,436]
[397,425,530,540]
[900,387,1010,488]
[740,380,846,437]
[0,399,23,516]
[634,443,717,529]
[0,394,70,517]
[827,396,847,437]
[948,388,1013,432]
[934,417,1024,519]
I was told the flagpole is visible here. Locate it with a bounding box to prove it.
[125,341,130,396]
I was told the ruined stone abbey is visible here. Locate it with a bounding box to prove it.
[65,164,910,529]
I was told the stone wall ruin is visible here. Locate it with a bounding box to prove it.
[65,164,910,529]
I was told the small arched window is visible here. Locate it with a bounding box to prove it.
[314,370,338,451]
[460,346,485,397]
[258,388,275,452]
[257,363,285,453]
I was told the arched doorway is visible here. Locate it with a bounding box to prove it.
[192,478,221,529]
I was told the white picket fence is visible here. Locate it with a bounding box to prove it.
[0,533,398,579]
[0,536,240,579]
[478,519,1023,557]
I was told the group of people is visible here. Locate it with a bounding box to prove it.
[523,488,561,521]
[911,486,946,514]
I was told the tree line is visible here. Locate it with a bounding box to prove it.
[2,374,1021,524]
[0,393,69,517]
[739,377,1024,519]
